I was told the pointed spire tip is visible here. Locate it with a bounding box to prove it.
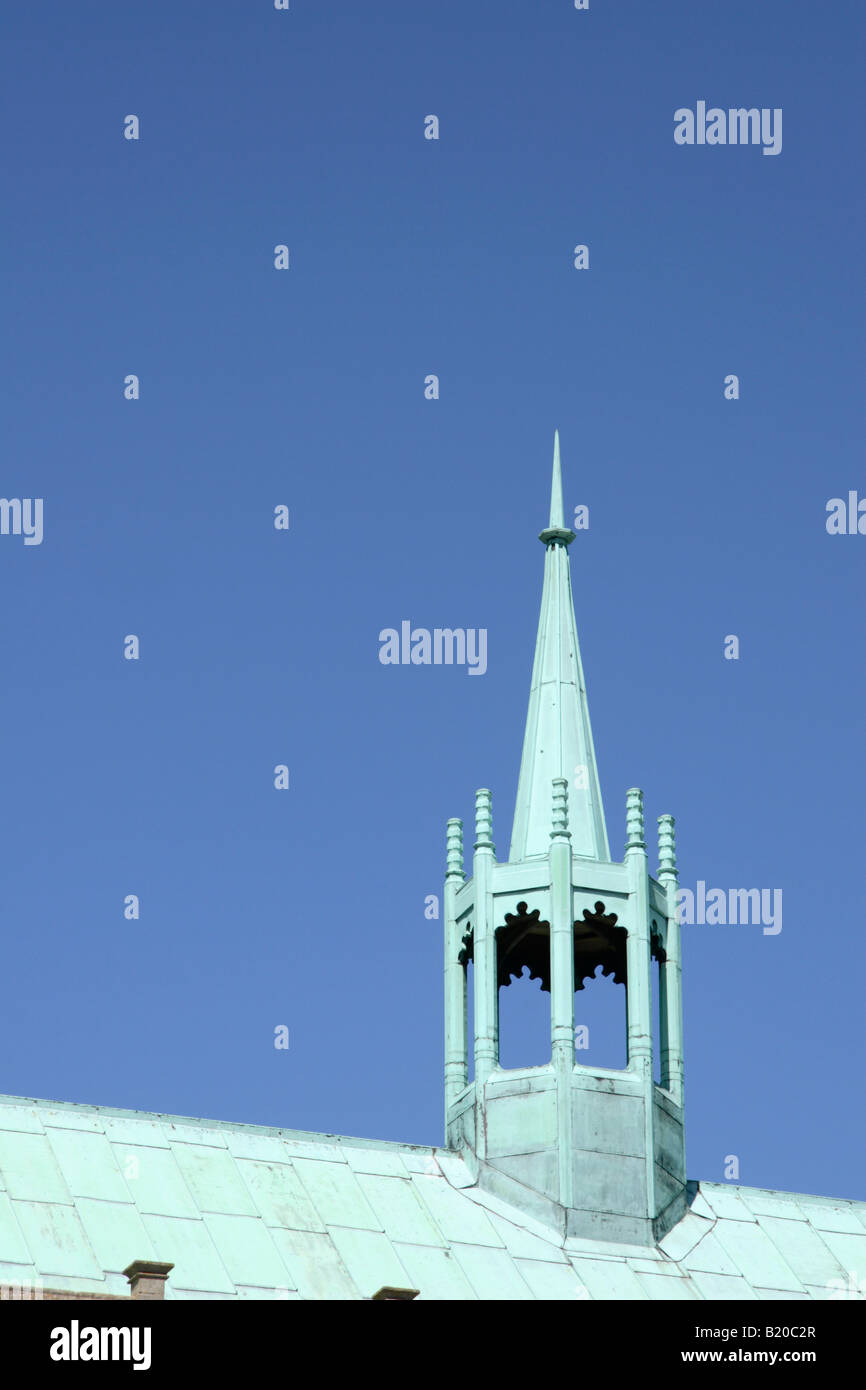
[550,431,563,529]
[539,430,574,546]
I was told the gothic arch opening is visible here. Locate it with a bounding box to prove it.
[496,902,551,1069]
[491,900,668,1074]
[494,899,632,1071]
[572,900,627,1069]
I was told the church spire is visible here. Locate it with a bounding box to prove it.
[509,432,610,862]
[443,431,685,1242]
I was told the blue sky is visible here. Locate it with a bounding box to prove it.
[1,0,863,1203]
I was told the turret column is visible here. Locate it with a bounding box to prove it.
[658,814,684,1107]
[549,777,575,1208]
[624,789,652,1078]
[444,817,467,1128]
[472,790,497,1091]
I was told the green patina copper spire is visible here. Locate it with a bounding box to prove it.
[509,432,610,862]
[548,424,566,528]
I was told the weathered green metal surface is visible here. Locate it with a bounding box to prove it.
[0,1094,863,1299]
[510,432,609,863]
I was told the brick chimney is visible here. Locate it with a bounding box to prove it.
[123,1260,174,1300]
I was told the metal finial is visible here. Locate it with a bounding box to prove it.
[658,813,677,880]
[446,818,464,880]
[474,789,494,852]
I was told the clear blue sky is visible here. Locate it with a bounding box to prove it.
[1,0,863,1203]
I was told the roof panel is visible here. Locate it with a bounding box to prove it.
[801,1202,866,1236]
[391,1242,477,1300]
[740,1190,807,1221]
[0,1193,31,1266]
[700,1186,761,1222]
[0,1261,42,1293]
[269,1228,358,1300]
[636,1271,698,1299]
[161,1122,227,1149]
[514,1257,589,1300]
[102,1115,171,1149]
[814,1228,866,1274]
[681,1231,743,1277]
[688,1270,757,1300]
[327,1226,413,1298]
[570,1255,645,1299]
[400,1152,442,1177]
[434,1153,474,1188]
[172,1145,258,1217]
[223,1130,294,1163]
[0,1132,72,1205]
[450,1242,534,1299]
[281,1139,350,1164]
[141,1215,234,1295]
[112,1144,199,1219]
[461,1186,566,1250]
[12,1201,102,1279]
[411,1173,504,1248]
[47,1128,131,1204]
[201,1214,292,1289]
[292,1159,381,1231]
[0,1102,45,1135]
[756,1216,846,1287]
[687,1189,715,1220]
[342,1146,409,1178]
[41,1109,104,1134]
[658,1210,713,1261]
[713,1219,804,1293]
[487,1212,567,1262]
[75,1198,156,1274]
[356,1173,445,1246]
[236,1158,324,1231]
[565,1232,664,1261]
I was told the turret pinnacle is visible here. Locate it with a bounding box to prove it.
[509,433,610,862]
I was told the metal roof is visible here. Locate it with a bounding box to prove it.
[0,1094,862,1300]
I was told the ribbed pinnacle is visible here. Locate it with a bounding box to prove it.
[626,787,646,851]
[446,818,465,880]
[658,814,677,880]
[474,789,494,852]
